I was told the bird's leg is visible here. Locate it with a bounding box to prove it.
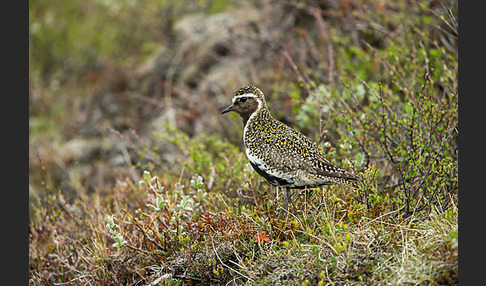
[316,187,324,213]
[278,187,291,221]
[306,188,313,204]
[294,188,313,201]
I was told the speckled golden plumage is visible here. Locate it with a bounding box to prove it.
[221,85,361,218]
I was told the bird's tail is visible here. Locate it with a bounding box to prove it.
[334,175,364,189]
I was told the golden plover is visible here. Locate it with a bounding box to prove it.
[221,85,361,218]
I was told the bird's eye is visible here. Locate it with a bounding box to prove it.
[239,97,247,103]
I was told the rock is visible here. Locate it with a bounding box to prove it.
[56,138,101,164]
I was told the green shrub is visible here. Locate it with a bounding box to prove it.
[287,0,458,220]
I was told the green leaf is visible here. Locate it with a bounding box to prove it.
[354,153,364,167]
[143,170,151,182]
[404,102,414,118]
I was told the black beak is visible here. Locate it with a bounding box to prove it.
[220,104,235,114]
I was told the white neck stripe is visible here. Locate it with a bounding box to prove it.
[240,93,264,142]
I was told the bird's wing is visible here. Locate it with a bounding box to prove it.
[274,123,361,181]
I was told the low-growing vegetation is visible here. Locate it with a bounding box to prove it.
[30,0,457,285]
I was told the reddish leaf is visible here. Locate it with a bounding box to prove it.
[254,231,271,244]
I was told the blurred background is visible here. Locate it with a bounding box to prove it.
[29,0,458,210]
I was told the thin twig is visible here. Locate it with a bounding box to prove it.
[281,49,313,91]
[317,112,332,147]
[124,211,165,252]
[125,243,150,255]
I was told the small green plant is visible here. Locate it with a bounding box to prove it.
[142,171,169,212]
[105,215,127,248]
[190,174,208,203]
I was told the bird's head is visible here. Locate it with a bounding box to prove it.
[220,85,267,124]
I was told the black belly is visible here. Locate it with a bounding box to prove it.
[249,161,293,187]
